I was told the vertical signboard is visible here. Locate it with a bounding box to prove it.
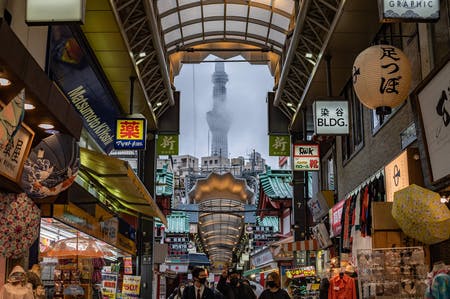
[115,118,147,150]
[157,134,179,155]
[293,144,320,171]
[269,135,290,156]
[48,25,122,154]
[313,100,349,135]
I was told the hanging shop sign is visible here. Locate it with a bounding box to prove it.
[48,25,122,154]
[412,56,450,185]
[330,199,346,237]
[0,124,34,184]
[114,117,147,150]
[313,100,349,135]
[293,144,320,171]
[378,0,440,22]
[285,266,316,279]
[353,45,412,117]
[26,0,86,24]
[308,192,331,222]
[124,257,133,275]
[269,135,290,156]
[157,134,179,155]
[384,148,423,202]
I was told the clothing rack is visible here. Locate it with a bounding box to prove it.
[344,168,385,200]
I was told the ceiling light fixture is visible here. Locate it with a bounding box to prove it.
[0,77,11,86]
[24,103,35,110]
[138,52,146,58]
[305,53,313,59]
[38,123,54,130]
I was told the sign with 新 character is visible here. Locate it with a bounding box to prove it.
[115,118,146,150]
[157,134,179,155]
[293,144,320,171]
[269,135,290,156]
[313,100,349,135]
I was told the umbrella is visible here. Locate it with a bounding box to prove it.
[392,184,450,244]
[0,192,40,258]
[20,133,79,199]
[0,88,25,147]
[41,236,113,259]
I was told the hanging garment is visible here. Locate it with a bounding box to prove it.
[328,274,357,299]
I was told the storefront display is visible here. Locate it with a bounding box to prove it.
[286,266,320,299]
[357,247,428,298]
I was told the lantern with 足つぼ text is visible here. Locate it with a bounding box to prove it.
[352,45,412,117]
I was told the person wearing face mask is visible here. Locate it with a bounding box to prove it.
[217,269,257,299]
[183,268,215,299]
[258,272,290,299]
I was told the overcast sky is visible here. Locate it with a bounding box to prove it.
[174,55,279,168]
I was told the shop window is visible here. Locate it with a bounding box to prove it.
[321,149,335,191]
[341,79,364,163]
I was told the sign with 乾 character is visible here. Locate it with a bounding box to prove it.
[313,100,349,135]
[293,144,320,171]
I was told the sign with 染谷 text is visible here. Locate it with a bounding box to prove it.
[293,144,320,171]
[115,118,147,150]
[313,100,349,135]
[269,135,290,156]
[0,124,34,183]
[157,134,179,155]
[378,0,440,22]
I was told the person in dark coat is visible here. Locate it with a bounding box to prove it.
[258,272,290,299]
[182,268,215,299]
[217,269,256,299]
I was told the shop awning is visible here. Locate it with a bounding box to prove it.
[282,239,319,252]
[79,148,167,225]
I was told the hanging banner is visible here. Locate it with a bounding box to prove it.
[330,200,346,237]
[269,135,290,156]
[157,134,179,155]
[293,144,320,171]
[122,275,141,298]
[114,118,147,150]
[48,25,122,154]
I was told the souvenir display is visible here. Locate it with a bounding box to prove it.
[357,247,428,298]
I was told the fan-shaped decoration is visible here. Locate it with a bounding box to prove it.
[0,192,40,258]
[20,133,79,198]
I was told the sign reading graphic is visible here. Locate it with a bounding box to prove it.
[269,135,290,156]
[293,144,320,171]
[378,0,440,22]
[115,118,147,150]
[313,100,349,135]
[157,134,179,155]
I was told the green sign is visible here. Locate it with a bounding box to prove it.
[157,134,179,155]
[269,135,290,156]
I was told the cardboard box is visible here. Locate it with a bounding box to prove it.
[371,202,400,230]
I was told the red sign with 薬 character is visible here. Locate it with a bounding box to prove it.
[114,118,146,150]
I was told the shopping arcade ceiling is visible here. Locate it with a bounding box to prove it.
[84,0,380,132]
[83,0,382,265]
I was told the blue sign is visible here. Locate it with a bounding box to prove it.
[48,25,122,154]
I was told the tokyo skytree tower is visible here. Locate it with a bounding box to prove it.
[207,61,231,158]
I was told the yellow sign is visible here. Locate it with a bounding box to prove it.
[115,118,146,150]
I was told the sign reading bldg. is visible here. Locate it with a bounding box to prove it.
[313,100,349,135]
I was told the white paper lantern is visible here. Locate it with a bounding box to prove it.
[352,45,412,115]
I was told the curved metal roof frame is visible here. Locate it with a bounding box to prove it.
[156,0,295,55]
